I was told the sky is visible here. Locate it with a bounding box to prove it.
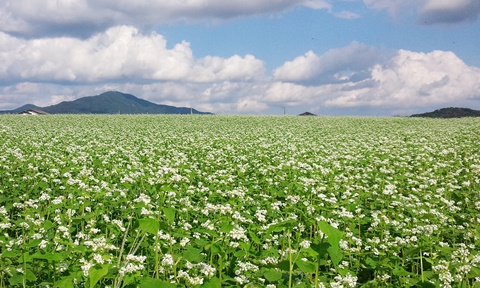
[1,0,480,116]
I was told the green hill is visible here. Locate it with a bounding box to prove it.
[0,91,212,115]
[411,107,480,118]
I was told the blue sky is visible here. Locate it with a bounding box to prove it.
[1,0,480,115]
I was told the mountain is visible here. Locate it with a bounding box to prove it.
[411,107,480,118]
[6,104,45,114]
[298,112,317,116]
[0,91,212,115]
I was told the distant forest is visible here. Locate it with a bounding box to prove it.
[411,107,480,118]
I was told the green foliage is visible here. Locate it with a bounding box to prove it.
[0,115,478,287]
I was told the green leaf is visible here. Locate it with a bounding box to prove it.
[195,239,209,247]
[264,270,283,282]
[327,245,342,267]
[138,218,159,235]
[25,269,37,282]
[32,252,65,262]
[220,221,234,233]
[392,267,411,277]
[26,239,41,248]
[234,250,245,258]
[295,259,316,273]
[365,257,377,268]
[202,277,221,288]
[89,264,109,288]
[138,277,177,288]
[183,247,205,263]
[55,276,75,288]
[9,273,23,286]
[417,281,436,288]
[249,231,261,244]
[122,273,137,286]
[311,242,330,256]
[43,219,54,230]
[318,221,344,248]
[302,247,319,258]
[266,220,294,234]
[210,242,224,256]
[2,250,19,258]
[405,247,421,257]
[276,260,291,272]
[163,207,176,224]
[469,266,480,278]
[160,185,175,192]
[402,277,418,287]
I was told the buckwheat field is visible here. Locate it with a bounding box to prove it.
[0,115,479,288]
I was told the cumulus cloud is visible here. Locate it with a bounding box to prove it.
[2,41,480,115]
[270,44,480,115]
[363,0,480,24]
[0,0,331,36]
[273,42,390,84]
[0,26,265,84]
[303,0,332,10]
[324,49,480,109]
[419,0,480,24]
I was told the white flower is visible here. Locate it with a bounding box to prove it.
[39,240,48,249]
[119,262,145,276]
[180,237,190,247]
[125,254,147,263]
[254,209,267,222]
[196,262,216,277]
[332,273,357,288]
[111,219,125,232]
[161,254,174,267]
[228,226,249,242]
[80,261,94,277]
[93,254,104,264]
[141,207,153,215]
[133,193,151,205]
[299,240,311,249]
[234,275,249,285]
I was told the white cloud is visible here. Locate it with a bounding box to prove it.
[0,0,331,36]
[273,42,389,84]
[2,42,480,116]
[271,44,480,114]
[363,0,480,24]
[420,0,480,24]
[0,82,92,109]
[0,26,265,84]
[273,51,320,82]
[363,0,416,16]
[325,50,480,108]
[262,82,332,109]
[303,0,332,10]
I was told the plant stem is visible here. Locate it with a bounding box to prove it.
[288,234,293,288]
[219,255,223,283]
[420,249,424,282]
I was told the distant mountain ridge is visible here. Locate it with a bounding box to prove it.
[0,91,212,115]
[411,107,480,118]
